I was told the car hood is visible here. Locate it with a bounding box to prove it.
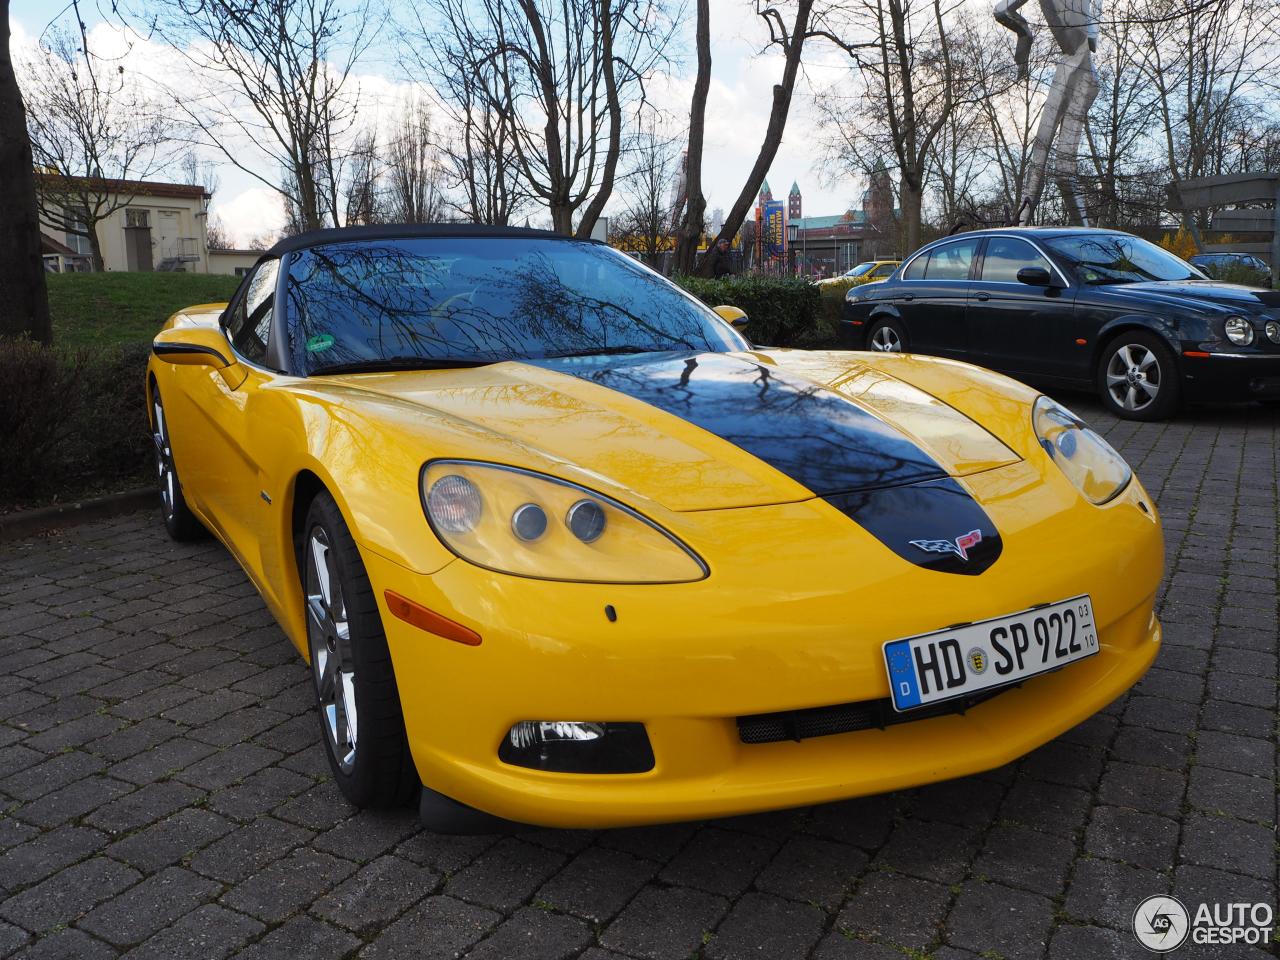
[1102,280,1280,313]
[320,349,1019,513]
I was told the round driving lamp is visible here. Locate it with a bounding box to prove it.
[426,475,483,533]
[1224,316,1254,346]
[1266,320,1280,344]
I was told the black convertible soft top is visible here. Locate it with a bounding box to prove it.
[263,223,570,258]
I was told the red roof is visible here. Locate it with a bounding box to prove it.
[34,173,211,201]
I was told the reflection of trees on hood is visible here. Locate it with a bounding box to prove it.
[289,240,728,370]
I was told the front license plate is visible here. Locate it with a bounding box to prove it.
[883,595,1097,712]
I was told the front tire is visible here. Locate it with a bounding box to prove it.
[866,318,909,353]
[1096,332,1179,421]
[302,492,417,808]
[150,384,205,541]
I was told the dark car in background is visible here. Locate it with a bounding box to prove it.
[1189,252,1273,288]
[842,227,1280,420]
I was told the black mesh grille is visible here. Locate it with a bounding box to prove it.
[737,687,1010,745]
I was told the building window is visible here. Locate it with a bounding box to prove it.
[64,207,92,256]
[234,266,252,277]
[125,208,151,228]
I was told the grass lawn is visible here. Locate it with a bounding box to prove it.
[49,271,241,349]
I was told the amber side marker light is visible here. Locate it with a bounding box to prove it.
[1183,350,1211,358]
[384,590,481,646]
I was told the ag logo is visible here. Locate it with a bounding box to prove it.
[1133,895,1189,952]
[966,647,987,674]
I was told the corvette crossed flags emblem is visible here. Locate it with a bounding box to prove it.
[908,529,984,562]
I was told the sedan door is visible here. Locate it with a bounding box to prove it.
[965,236,1079,381]
[895,237,979,358]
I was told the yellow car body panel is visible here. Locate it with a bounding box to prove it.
[148,305,1163,828]
[817,260,901,288]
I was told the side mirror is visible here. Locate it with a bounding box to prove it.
[714,305,750,329]
[1017,266,1052,287]
[153,326,246,388]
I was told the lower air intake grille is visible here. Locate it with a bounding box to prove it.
[737,687,1009,745]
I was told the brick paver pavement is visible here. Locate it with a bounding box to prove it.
[0,396,1276,960]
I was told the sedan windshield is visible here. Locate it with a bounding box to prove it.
[1046,234,1207,285]
[845,263,875,277]
[286,236,747,375]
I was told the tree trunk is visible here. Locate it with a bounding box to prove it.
[900,174,923,253]
[87,225,106,273]
[550,203,574,235]
[0,0,52,343]
[673,0,711,276]
[693,0,813,277]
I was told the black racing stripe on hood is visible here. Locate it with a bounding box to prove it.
[532,351,1003,575]
[532,351,946,496]
[826,479,1003,576]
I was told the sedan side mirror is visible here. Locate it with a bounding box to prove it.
[153,326,246,389]
[1017,266,1053,287]
[714,305,750,329]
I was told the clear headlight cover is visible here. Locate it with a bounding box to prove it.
[1033,397,1132,504]
[420,460,707,583]
[1224,316,1254,346]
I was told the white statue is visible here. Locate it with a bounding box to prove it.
[995,0,1102,224]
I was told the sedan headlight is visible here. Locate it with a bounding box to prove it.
[421,460,707,583]
[1033,397,1132,504]
[1265,320,1280,344]
[1224,316,1254,346]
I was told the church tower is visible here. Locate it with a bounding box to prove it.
[788,181,802,220]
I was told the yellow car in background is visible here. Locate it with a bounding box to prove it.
[147,226,1163,832]
[818,259,900,287]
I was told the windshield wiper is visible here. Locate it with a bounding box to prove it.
[311,356,494,375]
[543,346,664,359]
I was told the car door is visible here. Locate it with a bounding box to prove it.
[170,259,283,571]
[895,238,978,358]
[965,236,1079,381]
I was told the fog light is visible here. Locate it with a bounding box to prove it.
[1266,320,1280,344]
[499,721,655,773]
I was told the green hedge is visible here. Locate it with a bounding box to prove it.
[0,340,153,509]
[677,275,832,347]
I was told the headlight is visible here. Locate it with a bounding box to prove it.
[1033,397,1132,504]
[1265,320,1280,344]
[1224,316,1254,346]
[421,460,707,583]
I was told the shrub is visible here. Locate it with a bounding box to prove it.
[676,275,831,347]
[817,277,860,323]
[0,339,152,509]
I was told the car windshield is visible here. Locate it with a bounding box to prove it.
[1045,234,1207,285]
[285,236,747,374]
[846,263,875,277]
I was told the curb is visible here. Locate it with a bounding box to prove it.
[0,488,156,543]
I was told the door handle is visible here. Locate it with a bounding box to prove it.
[975,293,991,301]
[900,294,914,302]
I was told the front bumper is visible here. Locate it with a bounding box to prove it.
[365,464,1164,829]
[1180,349,1280,400]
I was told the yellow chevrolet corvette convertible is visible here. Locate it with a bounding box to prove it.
[147,225,1164,831]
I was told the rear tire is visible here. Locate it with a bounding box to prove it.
[302,491,417,808]
[866,318,909,353]
[1096,332,1179,421]
[150,384,205,542]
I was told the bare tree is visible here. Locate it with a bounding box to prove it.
[147,0,381,232]
[613,110,681,263]
[384,97,447,223]
[0,0,50,342]
[206,214,233,250]
[343,130,382,226]
[22,25,173,270]
[671,0,711,274]
[411,0,672,236]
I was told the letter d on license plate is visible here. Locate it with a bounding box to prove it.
[883,596,1097,712]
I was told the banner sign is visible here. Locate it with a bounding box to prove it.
[764,201,785,259]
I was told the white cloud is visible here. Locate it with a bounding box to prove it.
[211,187,286,249]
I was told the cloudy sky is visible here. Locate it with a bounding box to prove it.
[9,0,869,247]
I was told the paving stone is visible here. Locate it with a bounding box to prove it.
[944,880,1055,959]
[1179,813,1275,879]
[754,834,866,911]
[107,737,218,785]
[1124,694,1200,735]
[535,845,656,922]
[445,837,566,912]
[220,848,357,923]
[1000,778,1092,838]
[10,774,135,829]
[1187,765,1274,823]
[600,884,728,960]
[86,779,206,835]
[0,750,105,802]
[1172,863,1274,920]
[1084,805,1179,871]
[1194,730,1274,777]
[189,816,314,883]
[872,818,977,884]
[1047,924,1131,959]
[205,765,314,821]
[395,830,499,875]
[231,916,361,960]
[78,866,221,947]
[909,776,1005,828]
[657,827,777,898]
[805,794,899,850]
[1097,760,1186,817]
[1198,700,1275,738]
[972,823,1076,894]
[0,825,108,895]
[311,809,420,862]
[272,781,357,832]
[704,892,825,960]
[313,855,438,934]
[464,906,592,960]
[174,743,283,791]
[810,935,906,959]
[0,921,29,957]
[0,856,140,932]
[1110,726,1192,771]
[107,807,237,873]
[118,903,264,960]
[358,895,499,960]
[8,927,116,960]
[837,870,950,950]
[1063,857,1168,930]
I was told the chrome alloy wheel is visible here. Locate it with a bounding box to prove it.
[152,395,176,519]
[1105,343,1161,413]
[870,325,903,352]
[305,527,358,773]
